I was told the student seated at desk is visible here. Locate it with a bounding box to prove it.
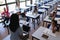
[49,20,57,33]
[21,11,26,17]
[51,19,57,33]
[20,11,30,22]
[20,11,27,20]
[49,11,56,20]
[33,6,38,14]
[9,14,23,40]
[49,12,57,33]
[1,5,10,27]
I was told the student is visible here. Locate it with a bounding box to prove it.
[1,5,10,27]
[9,14,23,40]
[51,19,57,33]
[33,6,38,13]
[49,11,57,33]
[49,11,56,20]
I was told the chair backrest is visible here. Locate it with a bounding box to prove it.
[21,11,26,17]
[22,25,30,32]
[47,24,51,28]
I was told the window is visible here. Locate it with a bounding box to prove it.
[20,2,25,8]
[32,0,41,4]
[20,0,25,2]
[19,0,26,7]
[7,0,15,3]
[26,0,31,6]
[6,0,16,12]
[0,0,16,12]
[0,5,6,16]
[8,4,16,12]
[0,0,5,4]
[32,0,35,4]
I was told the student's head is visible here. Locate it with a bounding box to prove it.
[4,7,6,12]
[33,6,37,12]
[53,11,56,19]
[50,11,56,20]
[17,11,21,15]
[53,11,56,16]
[9,14,19,32]
[34,6,37,10]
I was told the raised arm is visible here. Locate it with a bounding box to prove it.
[6,3,9,12]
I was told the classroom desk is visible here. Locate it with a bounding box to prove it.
[44,3,54,12]
[10,9,24,14]
[40,5,50,9]
[40,5,51,15]
[26,12,40,29]
[45,1,57,9]
[45,3,53,6]
[48,1,56,4]
[57,8,60,11]
[26,4,36,11]
[27,4,36,7]
[20,6,30,10]
[10,6,30,13]
[38,9,46,13]
[19,20,29,25]
[20,6,30,12]
[40,5,50,10]
[32,26,56,40]
[58,5,60,7]
[43,15,60,26]
[38,9,46,20]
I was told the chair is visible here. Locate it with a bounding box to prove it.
[22,25,30,40]
[20,11,27,20]
[47,24,51,28]
[20,11,30,22]
[22,25,30,32]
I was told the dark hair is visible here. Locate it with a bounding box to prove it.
[9,14,19,32]
[33,6,37,12]
[53,11,56,16]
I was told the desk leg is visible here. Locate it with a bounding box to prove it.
[38,16,40,24]
[32,36,40,40]
[32,19,35,29]
[43,21,44,26]
[42,14,43,21]
[37,19,39,25]
[39,16,40,22]
[32,36,33,40]
[45,22,47,27]
[7,27,9,34]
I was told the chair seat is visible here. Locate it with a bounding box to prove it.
[23,31,28,36]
